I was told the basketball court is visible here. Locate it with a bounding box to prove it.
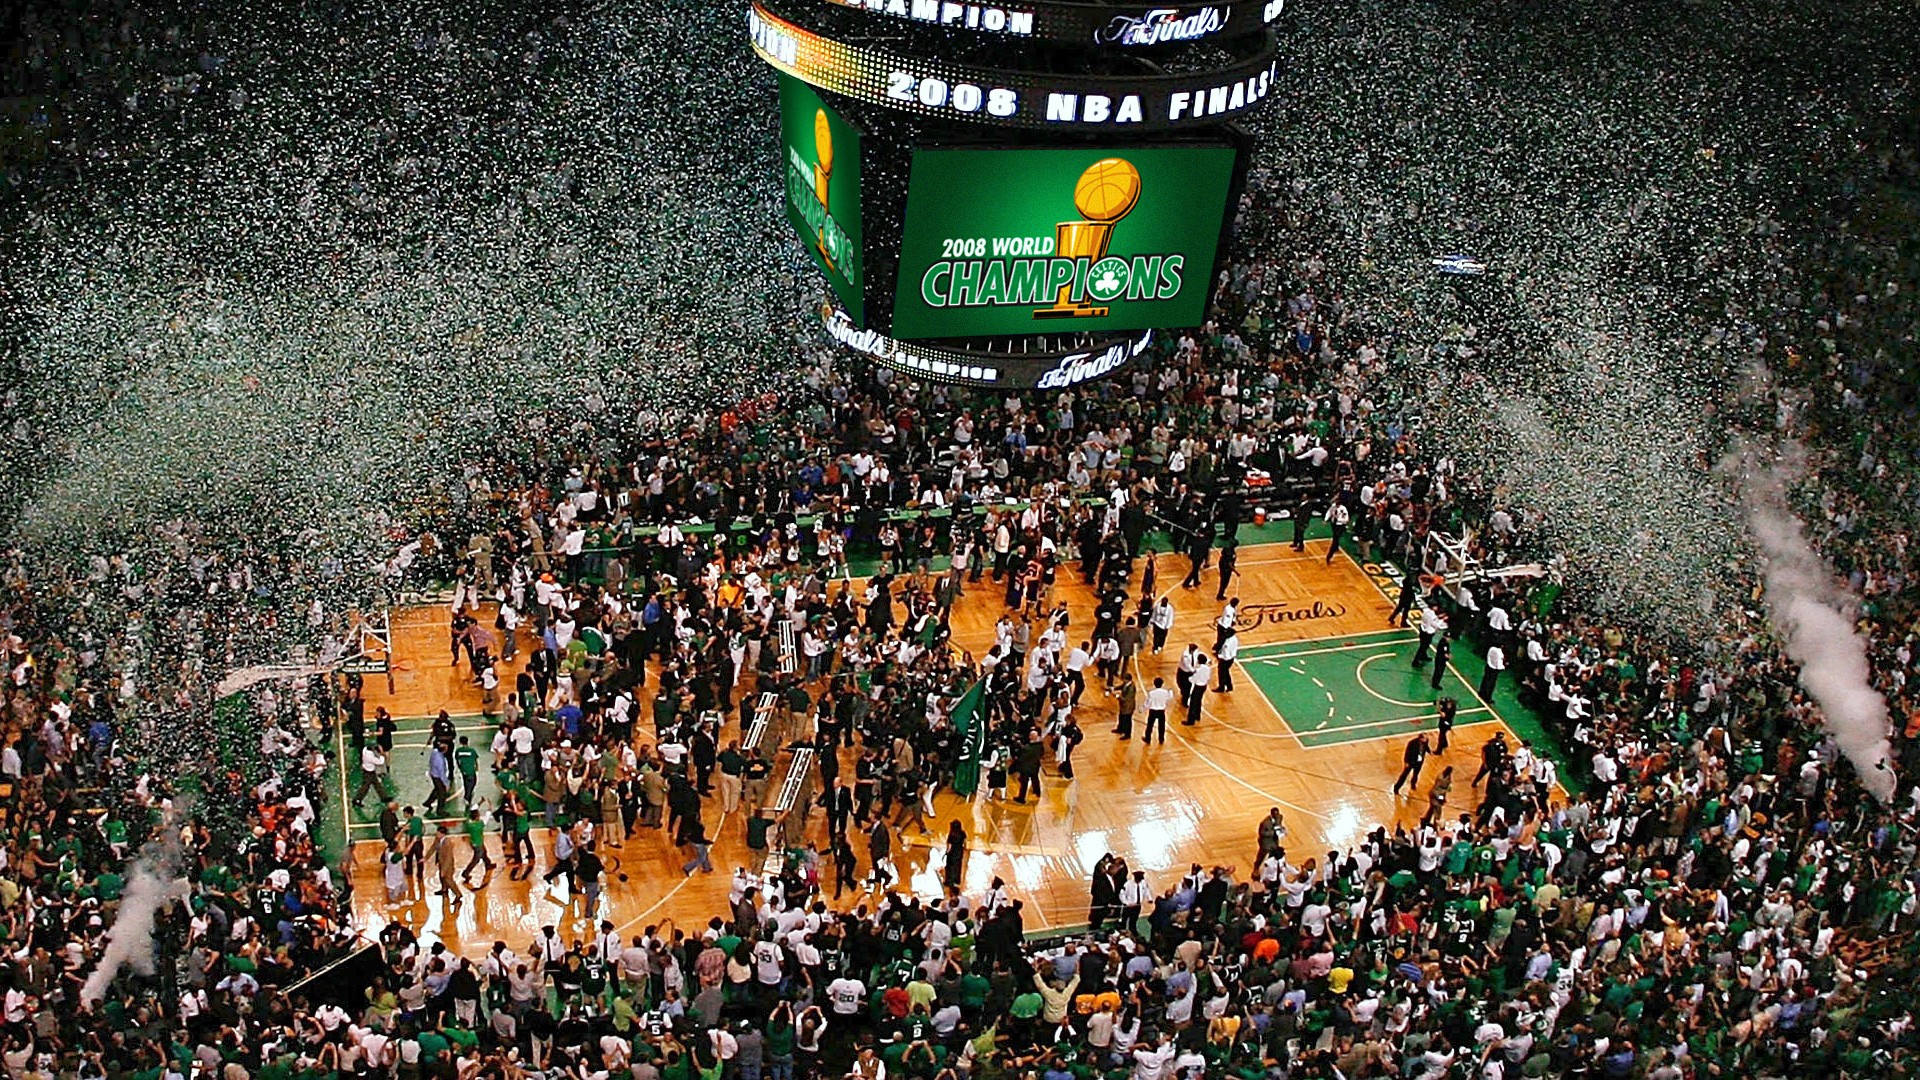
[1239,630,1497,749]
[338,532,1556,953]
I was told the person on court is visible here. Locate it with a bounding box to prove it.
[1176,642,1200,701]
[1324,499,1351,564]
[1143,678,1174,744]
[1429,635,1451,689]
[1391,572,1420,626]
[1150,596,1175,653]
[1434,697,1457,753]
[1215,540,1239,601]
[1181,519,1211,589]
[1184,653,1212,726]
[1214,597,1240,651]
[1479,642,1506,702]
[1392,733,1432,796]
[1216,631,1240,693]
[1412,606,1447,668]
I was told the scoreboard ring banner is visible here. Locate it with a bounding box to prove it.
[750,2,1281,130]
[801,0,1286,46]
[821,306,1155,389]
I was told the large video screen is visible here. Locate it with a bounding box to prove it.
[779,74,865,322]
[889,144,1236,340]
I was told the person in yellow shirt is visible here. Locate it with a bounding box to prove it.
[1206,1009,1241,1047]
[1031,960,1080,1025]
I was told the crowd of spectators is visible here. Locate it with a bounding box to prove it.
[290,169,1920,1080]
[2,15,1919,1077]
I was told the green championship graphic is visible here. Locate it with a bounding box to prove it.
[780,74,864,322]
[890,145,1236,340]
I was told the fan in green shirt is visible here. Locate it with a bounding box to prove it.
[417,1030,451,1061]
[1488,904,1518,946]
[1795,860,1819,896]
[959,972,990,1009]
[1008,990,1043,1020]
[1472,845,1497,878]
[455,742,480,782]
[1499,854,1524,889]
[766,1019,795,1059]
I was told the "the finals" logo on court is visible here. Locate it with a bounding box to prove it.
[1236,600,1347,630]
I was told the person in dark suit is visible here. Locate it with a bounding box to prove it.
[527,647,557,704]
[1392,733,1431,796]
[1088,854,1120,929]
[1430,636,1452,690]
[1215,540,1239,601]
[820,779,853,840]
[943,820,967,893]
[1120,500,1148,557]
[833,834,860,899]
[1181,520,1211,589]
[1391,572,1420,627]
[1015,737,1044,803]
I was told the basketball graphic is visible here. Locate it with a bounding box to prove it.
[1035,157,1145,321]
[1073,158,1142,222]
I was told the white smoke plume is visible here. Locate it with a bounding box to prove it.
[81,809,192,1006]
[1738,444,1897,803]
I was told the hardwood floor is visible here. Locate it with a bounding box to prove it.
[346,540,1517,954]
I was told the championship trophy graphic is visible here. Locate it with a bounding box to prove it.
[1034,157,1141,320]
[812,108,836,271]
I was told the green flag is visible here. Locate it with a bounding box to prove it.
[949,679,987,797]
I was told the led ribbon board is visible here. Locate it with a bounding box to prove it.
[822,306,1154,388]
[800,0,1287,46]
[750,2,1280,130]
